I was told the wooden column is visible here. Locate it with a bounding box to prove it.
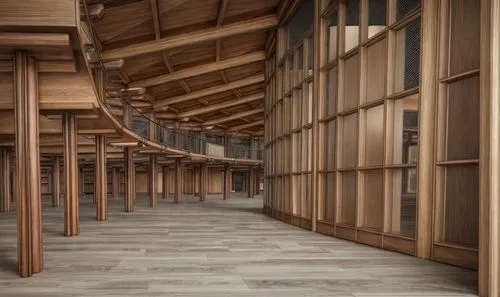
[247,167,255,198]
[162,165,169,199]
[255,169,260,195]
[124,147,135,212]
[223,163,231,200]
[174,159,183,204]
[112,167,120,199]
[95,136,107,221]
[63,112,79,237]
[416,0,438,259]
[0,150,11,213]
[200,163,207,201]
[479,0,500,295]
[79,166,84,198]
[51,157,61,208]
[149,155,158,207]
[14,51,43,277]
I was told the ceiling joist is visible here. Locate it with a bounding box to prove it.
[178,92,264,118]
[228,119,265,132]
[153,74,264,109]
[129,51,265,88]
[100,15,277,61]
[203,107,264,126]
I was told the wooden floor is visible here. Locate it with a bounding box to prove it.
[0,194,477,297]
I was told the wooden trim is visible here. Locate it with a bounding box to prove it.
[433,243,478,270]
[383,234,416,255]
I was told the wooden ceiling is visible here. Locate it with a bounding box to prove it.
[88,0,280,135]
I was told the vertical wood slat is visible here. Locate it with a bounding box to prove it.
[247,167,255,198]
[63,112,79,236]
[162,165,169,199]
[124,147,135,212]
[223,163,231,200]
[149,155,158,208]
[95,135,107,221]
[15,51,43,277]
[52,157,60,208]
[416,0,438,259]
[0,149,11,213]
[479,0,500,295]
[112,167,120,199]
[174,158,183,204]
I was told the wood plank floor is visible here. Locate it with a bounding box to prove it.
[0,194,477,297]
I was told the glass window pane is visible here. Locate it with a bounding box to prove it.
[326,67,337,117]
[345,0,360,52]
[368,0,387,38]
[396,0,420,21]
[288,0,314,47]
[343,54,360,110]
[297,46,304,84]
[326,120,336,170]
[307,37,314,76]
[342,113,358,168]
[327,6,338,61]
[394,17,421,92]
[392,94,419,164]
[389,168,417,238]
[366,38,386,102]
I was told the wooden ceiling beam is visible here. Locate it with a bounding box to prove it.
[154,74,264,109]
[178,92,264,118]
[203,107,264,126]
[228,119,265,132]
[0,60,76,73]
[100,15,277,61]
[130,51,265,88]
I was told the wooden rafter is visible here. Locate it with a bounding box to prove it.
[178,93,264,118]
[154,74,264,109]
[129,51,265,88]
[228,119,264,132]
[203,107,264,126]
[100,15,277,60]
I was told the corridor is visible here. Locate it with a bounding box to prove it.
[0,196,476,297]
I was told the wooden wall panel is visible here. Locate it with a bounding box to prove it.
[365,105,384,166]
[208,168,224,194]
[444,165,479,247]
[446,76,480,161]
[0,0,76,27]
[0,73,13,109]
[341,113,358,168]
[183,170,193,194]
[339,171,356,226]
[448,0,480,76]
[135,172,148,194]
[362,169,383,231]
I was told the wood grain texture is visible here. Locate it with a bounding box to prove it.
[0,0,76,27]
[0,150,11,213]
[63,113,79,237]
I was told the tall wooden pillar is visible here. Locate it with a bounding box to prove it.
[124,147,135,212]
[162,165,169,199]
[255,169,260,195]
[112,167,120,198]
[479,0,500,295]
[149,155,158,207]
[0,150,11,213]
[14,52,43,277]
[63,112,79,237]
[174,158,183,204]
[223,163,231,200]
[51,157,61,208]
[79,166,84,198]
[247,167,255,198]
[95,136,107,221]
[200,163,207,201]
